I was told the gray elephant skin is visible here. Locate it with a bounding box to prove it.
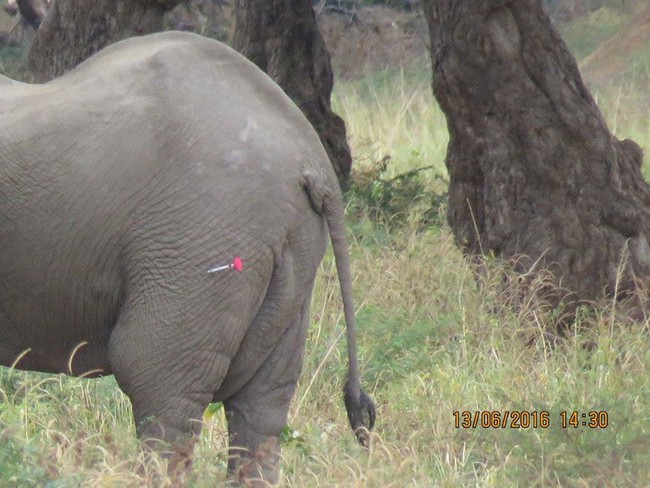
[0,31,374,484]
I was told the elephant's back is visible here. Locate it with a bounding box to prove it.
[3,31,334,190]
[64,32,329,186]
[46,31,320,149]
[2,31,336,261]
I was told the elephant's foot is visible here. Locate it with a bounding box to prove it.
[230,437,280,487]
[167,436,198,482]
[139,433,198,486]
[224,398,286,486]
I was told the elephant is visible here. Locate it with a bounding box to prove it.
[0,31,375,484]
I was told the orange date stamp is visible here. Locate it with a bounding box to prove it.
[453,410,609,429]
[453,410,550,429]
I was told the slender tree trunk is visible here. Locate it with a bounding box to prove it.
[233,0,353,189]
[27,0,188,82]
[422,0,650,309]
[15,0,49,27]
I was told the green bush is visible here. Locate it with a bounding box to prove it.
[346,154,448,233]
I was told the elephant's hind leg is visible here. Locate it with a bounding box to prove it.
[107,291,236,477]
[223,290,313,486]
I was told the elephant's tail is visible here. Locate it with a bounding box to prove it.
[302,171,376,448]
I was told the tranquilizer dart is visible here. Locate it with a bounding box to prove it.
[207,256,243,273]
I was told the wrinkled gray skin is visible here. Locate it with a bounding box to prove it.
[0,31,374,484]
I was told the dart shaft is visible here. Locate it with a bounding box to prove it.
[207,264,232,273]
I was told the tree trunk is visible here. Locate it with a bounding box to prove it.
[422,0,650,309]
[15,0,49,27]
[27,0,188,82]
[233,0,353,189]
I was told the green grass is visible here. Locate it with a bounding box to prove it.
[2,21,650,487]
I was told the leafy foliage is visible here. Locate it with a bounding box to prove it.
[280,426,309,456]
[0,430,50,487]
[203,401,223,420]
[346,154,448,232]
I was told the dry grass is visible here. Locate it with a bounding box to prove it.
[333,67,448,181]
[2,222,650,486]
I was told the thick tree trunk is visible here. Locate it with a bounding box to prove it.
[27,0,188,82]
[233,0,353,189]
[422,0,650,308]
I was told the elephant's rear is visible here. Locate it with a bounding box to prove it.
[0,31,373,484]
[96,31,377,455]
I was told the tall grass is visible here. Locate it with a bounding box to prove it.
[2,29,650,488]
[591,73,650,179]
[333,66,449,181]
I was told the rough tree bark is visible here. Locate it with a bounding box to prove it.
[15,0,49,27]
[233,0,353,189]
[27,0,189,82]
[422,0,650,309]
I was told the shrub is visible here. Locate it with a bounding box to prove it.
[346,153,448,232]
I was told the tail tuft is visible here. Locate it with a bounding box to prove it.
[344,380,376,448]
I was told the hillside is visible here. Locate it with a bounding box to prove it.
[579,6,650,84]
